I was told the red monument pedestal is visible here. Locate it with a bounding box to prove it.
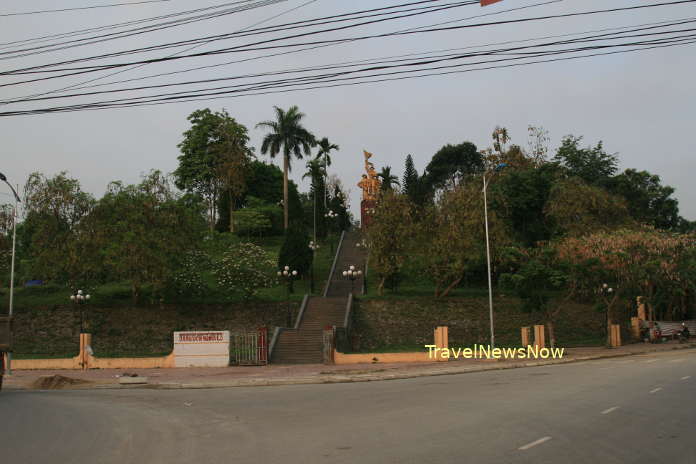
[361,199,376,229]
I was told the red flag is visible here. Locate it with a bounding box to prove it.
[481,0,503,5]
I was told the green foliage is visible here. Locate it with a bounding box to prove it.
[401,154,420,202]
[378,166,400,192]
[256,105,316,229]
[553,135,618,185]
[491,164,557,246]
[232,210,272,237]
[170,250,210,296]
[215,242,276,299]
[423,182,508,297]
[368,191,414,295]
[422,142,483,195]
[278,225,312,275]
[174,108,252,231]
[81,171,206,302]
[315,137,340,166]
[608,168,680,230]
[545,177,633,237]
[22,171,95,283]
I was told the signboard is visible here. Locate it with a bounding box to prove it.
[173,331,230,367]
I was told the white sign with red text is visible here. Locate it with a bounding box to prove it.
[173,331,230,367]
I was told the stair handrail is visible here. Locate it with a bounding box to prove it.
[269,294,309,362]
[344,292,353,331]
[322,229,346,297]
[293,294,310,330]
[268,326,283,361]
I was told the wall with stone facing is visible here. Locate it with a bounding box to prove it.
[351,297,606,352]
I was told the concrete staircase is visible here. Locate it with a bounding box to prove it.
[270,231,365,364]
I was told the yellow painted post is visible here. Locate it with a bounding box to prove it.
[533,325,545,349]
[521,327,531,347]
[611,324,621,348]
[434,326,448,362]
[636,297,646,321]
[630,317,640,340]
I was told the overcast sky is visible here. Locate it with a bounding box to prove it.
[1,0,695,220]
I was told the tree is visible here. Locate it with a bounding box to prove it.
[608,168,681,230]
[278,225,312,279]
[544,177,633,237]
[215,242,276,299]
[22,172,95,282]
[256,105,316,230]
[378,166,400,192]
[303,159,327,239]
[367,191,414,295]
[174,108,252,232]
[401,154,420,200]
[501,248,578,348]
[315,137,339,208]
[527,125,550,166]
[422,142,483,198]
[490,164,558,246]
[553,135,618,186]
[423,182,508,297]
[83,171,206,303]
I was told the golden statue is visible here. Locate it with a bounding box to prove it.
[358,150,381,202]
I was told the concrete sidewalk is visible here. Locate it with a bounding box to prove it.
[5,341,695,391]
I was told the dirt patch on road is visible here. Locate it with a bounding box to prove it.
[31,375,92,390]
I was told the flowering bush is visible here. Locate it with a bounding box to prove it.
[215,242,276,299]
[171,250,210,296]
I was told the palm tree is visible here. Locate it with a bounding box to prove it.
[257,106,315,230]
[378,166,400,192]
[303,159,325,243]
[315,137,339,208]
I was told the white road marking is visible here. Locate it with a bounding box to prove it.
[601,407,619,415]
[681,376,691,380]
[518,436,552,450]
[644,359,658,364]
[668,359,684,363]
[649,387,662,394]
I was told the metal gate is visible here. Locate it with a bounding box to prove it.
[231,328,268,365]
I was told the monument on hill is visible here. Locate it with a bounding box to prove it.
[357,150,381,228]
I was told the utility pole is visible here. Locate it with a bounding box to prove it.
[0,173,21,375]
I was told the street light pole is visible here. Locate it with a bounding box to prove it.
[482,163,506,351]
[483,174,495,350]
[1,173,21,375]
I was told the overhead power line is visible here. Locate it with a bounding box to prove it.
[2,0,691,80]
[2,25,693,116]
[0,0,176,17]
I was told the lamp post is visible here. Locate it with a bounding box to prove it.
[308,241,319,294]
[355,238,369,294]
[325,210,337,253]
[0,172,20,375]
[277,266,298,326]
[342,265,362,294]
[69,289,91,333]
[482,163,506,350]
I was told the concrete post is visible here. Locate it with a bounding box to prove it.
[630,317,640,340]
[637,296,646,321]
[434,326,448,362]
[533,325,545,349]
[610,324,621,348]
[521,327,531,347]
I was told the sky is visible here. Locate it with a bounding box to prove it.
[1,0,695,220]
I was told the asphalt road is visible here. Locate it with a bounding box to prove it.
[1,349,695,464]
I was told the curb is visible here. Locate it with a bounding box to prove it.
[7,344,695,391]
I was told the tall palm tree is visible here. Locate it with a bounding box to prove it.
[256,106,315,230]
[378,166,400,192]
[303,159,325,243]
[315,137,339,208]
